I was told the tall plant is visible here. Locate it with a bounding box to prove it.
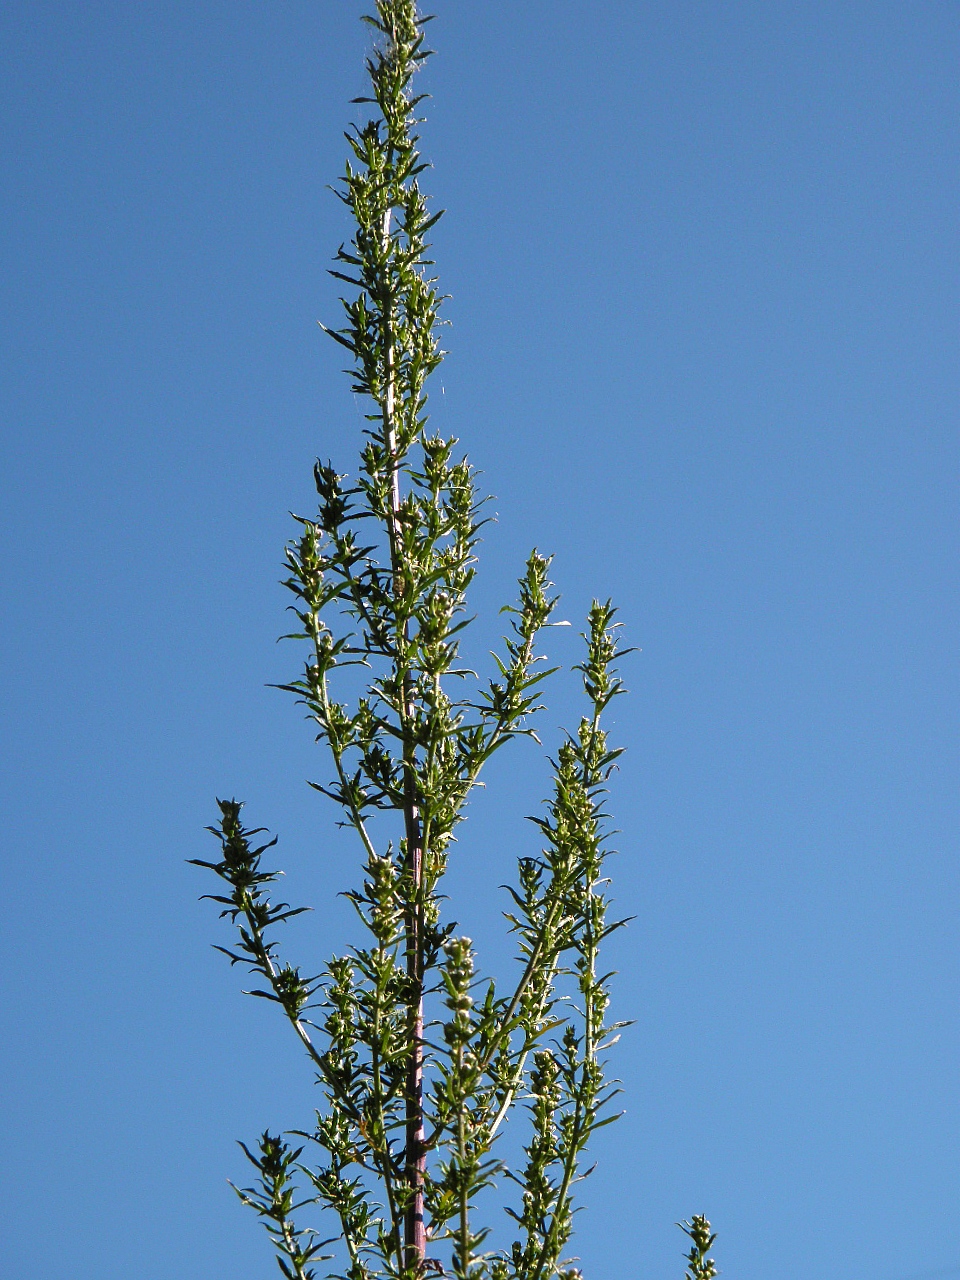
[193,5,718,1279]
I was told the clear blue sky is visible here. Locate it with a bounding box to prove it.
[1,3,956,1278]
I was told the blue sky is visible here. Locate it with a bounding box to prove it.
[0,3,956,1278]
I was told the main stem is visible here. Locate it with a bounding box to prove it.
[402,776,426,1274]
[381,207,427,1274]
